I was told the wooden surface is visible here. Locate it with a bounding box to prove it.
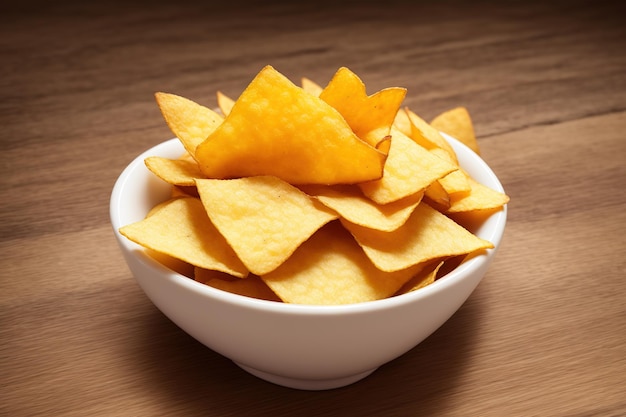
[2,1,625,415]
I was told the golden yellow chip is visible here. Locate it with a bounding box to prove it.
[393,107,411,135]
[342,202,494,272]
[196,176,338,275]
[155,92,223,157]
[119,198,248,278]
[437,165,471,196]
[424,180,451,211]
[405,108,458,164]
[320,67,406,149]
[358,127,457,204]
[301,77,323,96]
[300,183,422,232]
[194,66,386,185]
[404,111,471,197]
[261,222,423,305]
[216,91,235,116]
[144,156,205,187]
[396,260,444,294]
[431,107,480,154]
[446,176,510,213]
[195,268,281,302]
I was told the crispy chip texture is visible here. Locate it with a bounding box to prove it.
[196,176,338,275]
[446,176,510,213]
[401,110,473,197]
[144,156,205,186]
[437,165,471,196]
[359,127,457,204]
[261,222,423,305]
[406,108,458,164]
[194,65,386,185]
[320,67,406,149]
[301,184,422,232]
[119,198,248,277]
[431,107,480,154]
[424,180,451,210]
[342,203,494,272]
[155,92,223,157]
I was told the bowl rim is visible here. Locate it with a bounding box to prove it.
[110,135,507,316]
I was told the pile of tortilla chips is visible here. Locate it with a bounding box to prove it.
[120,65,509,305]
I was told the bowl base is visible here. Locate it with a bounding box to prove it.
[234,362,377,390]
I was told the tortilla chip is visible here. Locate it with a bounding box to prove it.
[262,222,423,305]
[155,92,223,157]
[342,203,494,272]
[196,176,338,275]
[194,65,386,185]
[119,198,248,277]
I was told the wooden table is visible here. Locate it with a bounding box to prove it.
[2,1,625,415]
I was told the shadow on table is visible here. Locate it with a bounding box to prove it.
[132,292,484,416]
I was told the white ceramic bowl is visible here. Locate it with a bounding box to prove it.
[110,134,507,390]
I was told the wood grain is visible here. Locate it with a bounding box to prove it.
[2,1,625,415]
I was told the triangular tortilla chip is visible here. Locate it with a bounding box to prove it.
[446,175,510,213]
[405,108,458,164]
[359,127,457,204]
[119,198,248,278]
[196,176,338,275]
[437,164,471,196]
[262,222,423,305]
[194,65,386,185]
[320,67,406,150]
[301,183,422,232]
[431,107,480,154]
[144,156,205,186]
[155,92,223,157]
[342,202,494,272]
